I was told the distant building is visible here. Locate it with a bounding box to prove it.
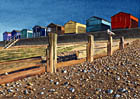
[11,30,21,39]
[86,16,111,32]
[64,20,86,34]
[111,12,139,29]
[47,23,64,35]
[21,29,33,39]
[32,25,47,38]
[3,32,11,41]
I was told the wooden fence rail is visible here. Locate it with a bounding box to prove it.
[46,33,125,73]
[0,56,42,75]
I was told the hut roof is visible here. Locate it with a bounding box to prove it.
[12,30,21,33]
[64,20,85,25]
[33,25,47,29]
[87,16,110,23]
[47,23,63,27]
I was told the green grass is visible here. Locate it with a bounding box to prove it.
[0,45,82,62]
[0,47,46,62]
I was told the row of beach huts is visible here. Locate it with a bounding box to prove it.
[3,12,139,41]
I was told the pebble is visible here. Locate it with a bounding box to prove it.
[63,76,69,80]
[62,70,67,73]
[54,82,59,85]
[27,82,33,86]
[48,89,55,92]
[11,84,16,87]
[15,89,19,91]
[49,80,53,83]
[90,74,95,78]
[132,81,137,85]
[82,69,87,73]
[0,91,3,95]
[118,88,128,93]
[124,72,129,76]
[63,82,69,86]
[40,92,44,95]
[116,76,121,80]
[88,69,92,72]
[7,89,14,93]
[69,88,75,93]
[126,80,131,83]
[98,70,102,73]
[5,83,10,87]
[106,67,110,70]
[114,94,121,98]
[133,94,138,97]
[106,89,113,94]
[42,88,46,90]
[18,95,23,98]
[78,69,82,72]
[96,88,102,92]
[5,72,8,75]
[23,90,29,95]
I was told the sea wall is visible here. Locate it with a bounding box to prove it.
[0,28,140,47]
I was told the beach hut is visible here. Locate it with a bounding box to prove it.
[47,23,64,35]
[111,12,139,29]
[86,16,111,32]
[64,20,86,34]
[11,30,21,40]
[21,29,33,39]
[3,32,11,41]
[32,25,47,38]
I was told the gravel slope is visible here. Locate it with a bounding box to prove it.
[0,40,140,99]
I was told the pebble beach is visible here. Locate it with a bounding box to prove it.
[0,40,140,99]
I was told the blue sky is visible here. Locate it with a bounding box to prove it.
[0,0,139,41]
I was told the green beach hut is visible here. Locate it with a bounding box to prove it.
[21,29,33,39]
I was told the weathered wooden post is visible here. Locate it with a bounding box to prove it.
[107,35,113,56]
[46,33,57,73]
[86,35,94,62]
[119,36,124,50]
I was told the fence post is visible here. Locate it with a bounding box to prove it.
[107,35,113,56]
[46,33,57,73]
[86,35,94,62]
[119,36,124,50]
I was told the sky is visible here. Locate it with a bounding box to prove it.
[0,0,140,41]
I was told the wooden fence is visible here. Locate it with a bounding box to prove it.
[0,33,125,84]
[46,33,125,73]
[0,56,44,84]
